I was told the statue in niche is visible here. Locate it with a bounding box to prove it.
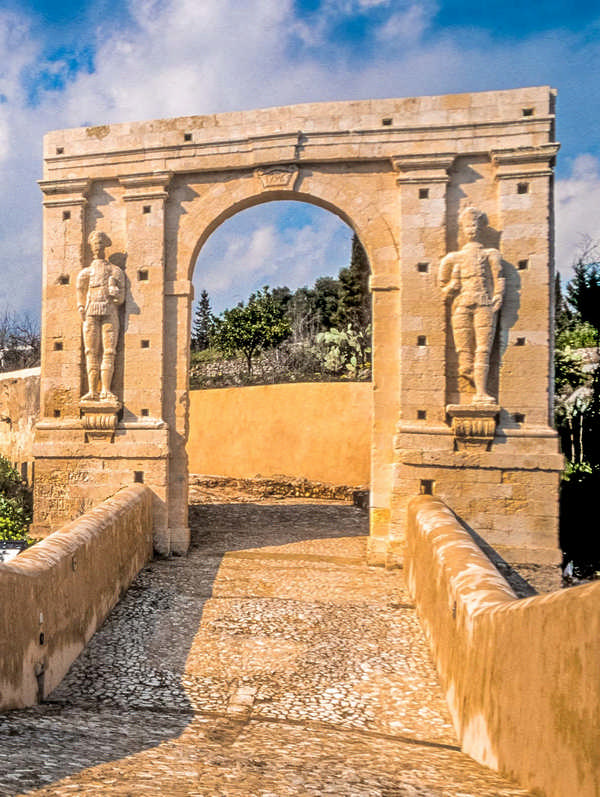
[77,231,125,403]
[439,206,505,404]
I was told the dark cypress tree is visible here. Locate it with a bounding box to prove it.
[554,273,572,338]
[192,289,212,351]
[333,233,371,330]
[566,258,600,341]
[313,276,341,331]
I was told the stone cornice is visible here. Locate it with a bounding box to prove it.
[41,116,555,179]
[119,171,173,201]
[38,177,92,195]
[392,153,455,184]
[491,143,560,180]
[38,177,91,207]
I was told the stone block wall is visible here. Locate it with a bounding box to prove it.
[0,484,153,711]
[0,367,40,479]
[406,495,600,797]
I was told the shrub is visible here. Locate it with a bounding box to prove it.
[560,463,600,579]
[0,457,32,542]
[314,324,371,379]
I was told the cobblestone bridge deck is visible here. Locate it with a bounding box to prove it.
[0,485,531,796]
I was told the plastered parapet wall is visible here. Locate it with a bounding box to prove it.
[35,87,561,563]
[188,383,371,486]
[406,495,600,797]
[0,484,152,711]
[0,367,40,473]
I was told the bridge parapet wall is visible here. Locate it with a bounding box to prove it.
[407,495,600,797]
[0,483,153,711]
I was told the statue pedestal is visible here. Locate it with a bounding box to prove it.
[446,403,499,451]
[80,399,121,443]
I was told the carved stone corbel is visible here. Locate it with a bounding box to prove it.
[446,404,499,451]
[80,399,121,442]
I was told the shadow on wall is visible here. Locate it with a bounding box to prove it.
[0,500,367,793]
[406,495,600,797]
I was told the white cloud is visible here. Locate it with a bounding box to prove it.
[195,204,353,313]
[46,0,296,124]
[376,3,436,42]
[555,155,600,274]
[0,0,599,317]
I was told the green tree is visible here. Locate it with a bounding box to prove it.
[565,239,600,341]
[333,234,370,330]
[554,273,572,339]
[271,286,293,313]
[313,276,341,330]
[211,286,292,374]
[192,290,212,351]
[555,240,600,576]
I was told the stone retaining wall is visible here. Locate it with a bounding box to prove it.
[0,367,40,480]
[0,484,153,711]
[406,495,600,797]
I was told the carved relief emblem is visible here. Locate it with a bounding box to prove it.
[255,165,299,190]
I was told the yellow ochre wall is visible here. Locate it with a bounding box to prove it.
[406,495,600,797]
[188,382,371,486]
[0,485,153,711]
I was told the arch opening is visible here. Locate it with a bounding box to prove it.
[186,198,373,491]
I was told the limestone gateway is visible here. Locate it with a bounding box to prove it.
[32,87,563,567]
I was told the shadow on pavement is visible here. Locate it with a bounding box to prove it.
[0,500,367,796]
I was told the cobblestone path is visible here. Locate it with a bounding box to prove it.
[0,489,531,796]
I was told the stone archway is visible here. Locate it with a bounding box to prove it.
[33,88,563,567]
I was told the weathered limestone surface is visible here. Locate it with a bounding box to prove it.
[406,494,600,797]
[0,367,40,475]
[35,87,562,564]
[0,484,152,711]
[0,489,531,796]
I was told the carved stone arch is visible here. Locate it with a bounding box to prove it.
[34,90,563,568]
[175,172,397,285]
[165,168,401,556]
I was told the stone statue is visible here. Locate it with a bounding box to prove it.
[439,207,505,404]
[77,231,125,402]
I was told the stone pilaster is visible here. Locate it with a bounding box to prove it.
[38,178,91,419]
[117,171,174,553]
[118,172,172,422]
[32,178,91,538]
[490,144,560,428]
[385,154,454,566]
[163,277,194,555]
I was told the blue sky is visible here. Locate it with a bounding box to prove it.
[1,0,600,317]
